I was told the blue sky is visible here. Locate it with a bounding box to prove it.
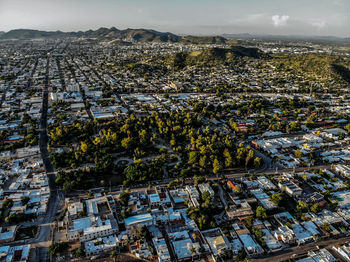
[0,0,349,37]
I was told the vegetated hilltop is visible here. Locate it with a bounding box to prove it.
[180,35,227,45]
[269,53,350,85]
[162,46,265,69]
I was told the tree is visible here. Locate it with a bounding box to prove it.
[311,203,319,213]
[254,157,262,168]
[271,193,283,205]
[21,197,30,206]
[188,151,199,164]
[49,242,69,256]
[190,246,197,261]
[76,247,85,258]
[223,148,232,167]
[345,124,350,133]
[213,158,222,175]
[80,141,88,153]
[321,222,331,232]
[295,149,303,159]
[119,191,130,207]
[110,251,118,262]
[121,137,133,151]
[245,150,254,167]
[255,206,267,220]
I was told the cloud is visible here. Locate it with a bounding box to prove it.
[271,15,290,27]
[311,20,326,30]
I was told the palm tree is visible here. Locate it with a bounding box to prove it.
[110,251,117,262]
[190,246,197,261]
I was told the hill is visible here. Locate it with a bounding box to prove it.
[180,36,227,44]
[269,53,350,84]
[162,46,264,69]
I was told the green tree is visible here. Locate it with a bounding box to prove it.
[295,149,303,159]
[80,141,88,153]
[119,191,130,207]
[110,251,118,262]
[213,158,222,175]
[76,247,85,258]
[271,193,283,205]
[255,206,267,220]
[188,151,199,164]
[311,203,319,213]
[254,157,262,168]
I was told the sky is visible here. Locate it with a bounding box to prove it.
[0,0,349,37]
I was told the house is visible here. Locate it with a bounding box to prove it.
[185,185,200,207]
[251,189,277,210]
[226,200,254,220]
[84,235,119,257]
[238,234,264,257]
[67,201,84,219]
[278,179,302,198]
[125,213,154,231]
[0,226,17,243]
[198,183,215,197]
[152,238,171,262]
[333,243,350,262]
[274,226,296,244]
[202,228,231,256]
[2,244,31,262]
[261,228,283,252]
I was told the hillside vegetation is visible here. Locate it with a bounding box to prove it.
[269,53,350,84]
[163,46,264,69]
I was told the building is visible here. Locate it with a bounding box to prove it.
[333,243,350,262]
[334,165,350,178]
[68,216,118,242]
[226,200,254,220]
[84,235,119,257]
[251,189,277,210]
[153,238,171,262]
[2,244,31,262]
[198,183,215,197]
[67,201,84,219]
[278,180,302,198]
[0,226,17,243]
[125,213,154,231]
[202,228,231,256]
[238,234,264,256]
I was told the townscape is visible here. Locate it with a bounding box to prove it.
[0,27,350,262]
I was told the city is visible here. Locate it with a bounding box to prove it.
[1,1,350,262]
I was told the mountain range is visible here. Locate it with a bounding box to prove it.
[1,27,349,44]
[0,27,228,44]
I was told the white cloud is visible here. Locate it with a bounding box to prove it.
[271,15,290,27]
[311,20,326,30]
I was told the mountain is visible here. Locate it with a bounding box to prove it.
[223,33,350,44]
[0,28,235,44]
[0,29,67,39]
[0,31,5,37]
[0,27,181,43]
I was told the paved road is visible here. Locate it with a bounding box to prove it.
[32,54,62,262]
[252,235,350,262]
[217,184,228,207]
